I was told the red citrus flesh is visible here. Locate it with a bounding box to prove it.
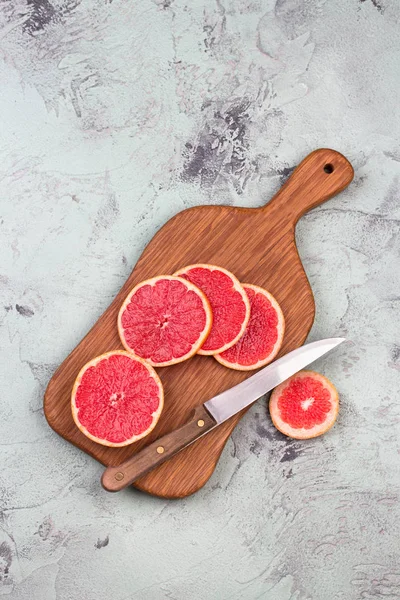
[269,371,339,439]
[71,351,164,447]
[215,284,285,370]
[118,276,212,366]
[173,264,250,355]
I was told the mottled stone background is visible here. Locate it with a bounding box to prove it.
[1,0,399,598]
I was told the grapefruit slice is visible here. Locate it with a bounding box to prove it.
[118,276,212,366]
[71,351,163,447]
[215,284,285,370]
[269,371,339,439]
[173,264,250,355]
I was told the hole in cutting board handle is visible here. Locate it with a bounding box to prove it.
[324,163,334,174]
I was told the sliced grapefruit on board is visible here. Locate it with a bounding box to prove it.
[269,370,339,439]
[215,284,285,371]
[173,264,250,355]
[71,351,164,447]
[118,275,212,367]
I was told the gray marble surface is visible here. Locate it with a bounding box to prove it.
[1,0,400,598]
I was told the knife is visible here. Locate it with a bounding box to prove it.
[101,337,344,492]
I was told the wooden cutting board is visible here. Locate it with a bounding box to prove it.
[44,149,354,498]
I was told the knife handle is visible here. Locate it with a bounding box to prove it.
[101,405,216,492]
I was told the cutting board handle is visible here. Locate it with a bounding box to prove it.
[265,148,354,224]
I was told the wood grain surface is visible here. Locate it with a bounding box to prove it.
[44,148,354,499]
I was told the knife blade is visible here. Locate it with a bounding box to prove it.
[101,337,344,492]
[205,337,344,423]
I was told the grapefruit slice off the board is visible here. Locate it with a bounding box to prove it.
[215,284,285,371]
[71,351,164,447]
[174,264,250,355]
[269,370,339,439]
[118,276,212,366]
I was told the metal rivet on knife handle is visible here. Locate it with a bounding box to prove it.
[197,419,205,427]
[156,446,165,454]
[115,472,124,481]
